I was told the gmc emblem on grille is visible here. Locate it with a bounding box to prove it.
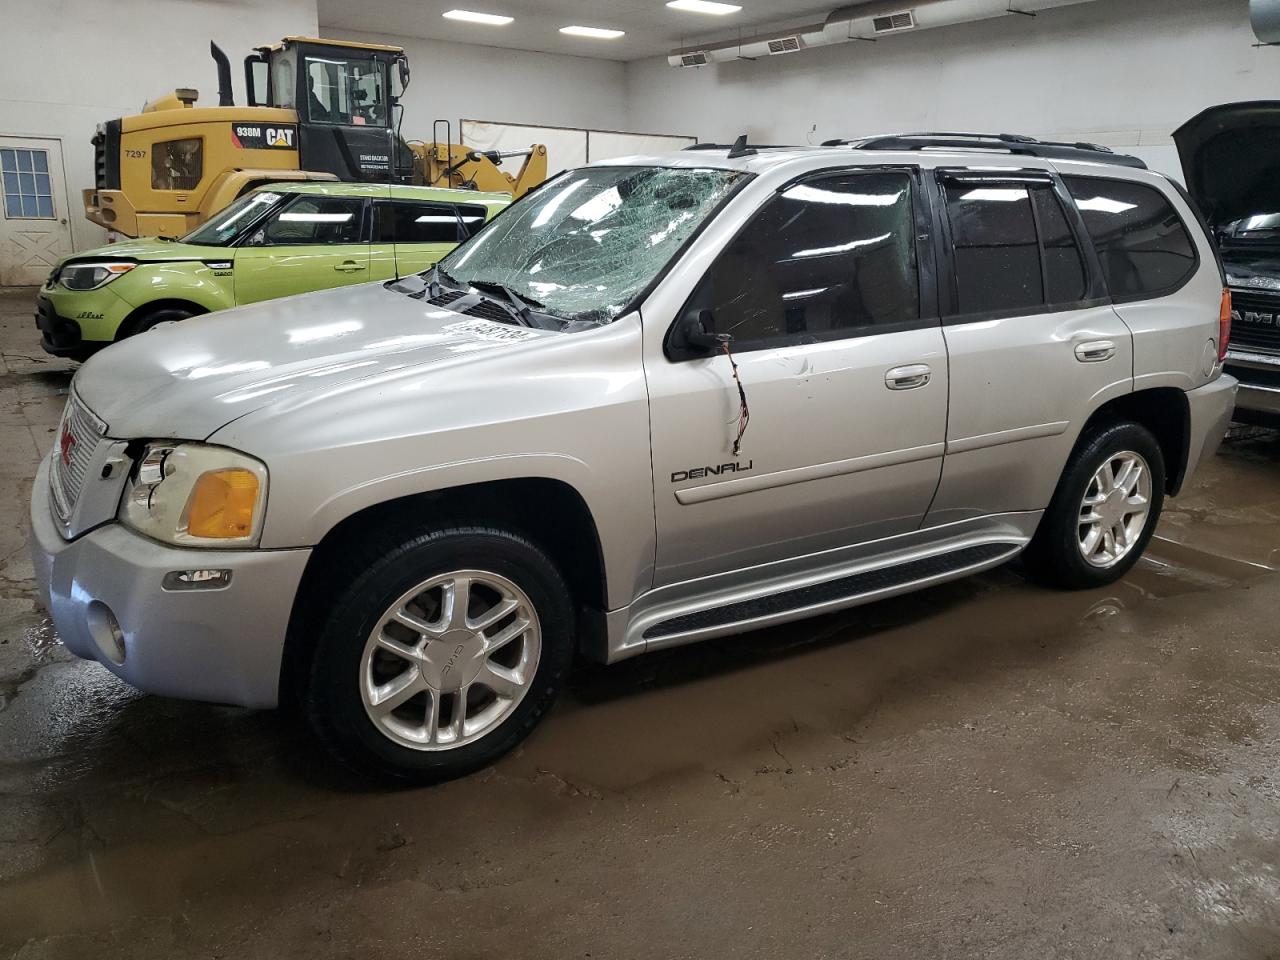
[1232,308,1278,328]
[59,425,76,467]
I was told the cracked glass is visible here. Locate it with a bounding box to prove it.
[439,166,748,325]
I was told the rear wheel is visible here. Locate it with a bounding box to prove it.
[304,525,575,783]
[1026,421,1165,589]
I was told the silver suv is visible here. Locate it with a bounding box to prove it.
[31,136,1237,781]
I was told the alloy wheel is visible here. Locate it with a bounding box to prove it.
[1077,450,1153,569]
[359,569,541,750]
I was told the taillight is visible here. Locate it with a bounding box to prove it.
[1219,288,1232,362]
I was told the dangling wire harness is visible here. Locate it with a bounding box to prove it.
[721,339,750,456]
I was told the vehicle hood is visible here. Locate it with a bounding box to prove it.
[61,237,226,266]
[1174,101,1280,229]
[1221,249,1280,294]
[73,282,556,440]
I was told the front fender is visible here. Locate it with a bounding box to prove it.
[109,262,234,314]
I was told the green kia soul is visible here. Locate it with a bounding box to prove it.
[36,182,510,360]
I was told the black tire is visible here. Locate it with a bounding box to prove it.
[1025,420,1166,590]
[303,525,575,784]
[120,306,195,339]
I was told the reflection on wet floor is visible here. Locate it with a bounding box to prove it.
[1,287,1280,957]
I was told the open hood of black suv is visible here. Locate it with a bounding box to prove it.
[1175,101,1280,230]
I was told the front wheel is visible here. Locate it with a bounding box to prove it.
[1025,421,1166,590]
[120,305,195,339]
[304,526,575,783]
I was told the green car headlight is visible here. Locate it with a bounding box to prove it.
[60,261,136,290]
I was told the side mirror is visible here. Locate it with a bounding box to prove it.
[681,309,732,354]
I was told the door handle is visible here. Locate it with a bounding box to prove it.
[885,364,932,390]
[1074,340,1116,363]
[334,261,367,273]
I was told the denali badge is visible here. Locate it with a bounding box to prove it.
[671,461,753,483]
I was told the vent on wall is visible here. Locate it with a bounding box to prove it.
[680,51,710,66]
[872,11,916,33]
[766,35,804,54]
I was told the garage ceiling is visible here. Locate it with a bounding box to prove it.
[317,0,844,61]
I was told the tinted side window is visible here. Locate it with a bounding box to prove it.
[1064,176,1197,299]
[945,183,1043,314]
[1032,187,1087,305]
[693,171,919,346]
[377,201,491,243]
[379,201,459,243]
[259,195,364,245]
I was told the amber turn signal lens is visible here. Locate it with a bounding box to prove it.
[185,469,260,539]
[1219,288,1232,363]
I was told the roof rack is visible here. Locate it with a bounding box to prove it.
[822,132,1148,169]
[683,142,797,152]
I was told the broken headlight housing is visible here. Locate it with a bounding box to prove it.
[120,443,268,547]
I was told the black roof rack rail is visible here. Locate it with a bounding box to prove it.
[683,141,797,152]
[821,132,1148,169]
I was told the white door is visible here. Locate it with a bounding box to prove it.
[0,137,72,286]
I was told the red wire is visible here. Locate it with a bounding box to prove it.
[721,340,750,456]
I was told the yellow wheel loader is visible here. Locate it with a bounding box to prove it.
[85,37,548,238]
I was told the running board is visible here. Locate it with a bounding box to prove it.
[635,541,1022,652]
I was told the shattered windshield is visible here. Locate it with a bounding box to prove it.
[437,166,748,324]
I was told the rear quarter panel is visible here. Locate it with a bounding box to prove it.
[1052,159,1226,392]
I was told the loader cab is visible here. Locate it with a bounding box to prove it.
[245,37,414,183]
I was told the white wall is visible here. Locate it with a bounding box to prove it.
[325,28,628,136]
[625,0,1280,181]
[0,0,319,251]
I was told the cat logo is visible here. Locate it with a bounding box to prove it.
[266,127,294,148]
[230,123,297,151]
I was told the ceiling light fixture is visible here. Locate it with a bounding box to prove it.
[442,9,514,25]
[560,25,626,39]
[666,0,742,15]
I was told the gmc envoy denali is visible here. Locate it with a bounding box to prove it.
[32,134,1237,781]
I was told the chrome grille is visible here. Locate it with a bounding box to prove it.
[1229,290,1280,355]
[49,392,107,520]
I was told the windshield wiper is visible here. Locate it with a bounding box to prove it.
[466,278,547,326]
[468,279,544,310]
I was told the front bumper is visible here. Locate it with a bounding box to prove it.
[1177,373,1238,492]
[1225,350,1280,422]
[30,456,311,708]
[35,294,110,360]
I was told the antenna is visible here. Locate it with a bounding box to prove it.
[726,134,756,159]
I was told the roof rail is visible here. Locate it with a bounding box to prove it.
[823,132,1148,169]
[683,141,797,152]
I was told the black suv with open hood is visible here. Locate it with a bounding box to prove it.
[1177,101,1280,423]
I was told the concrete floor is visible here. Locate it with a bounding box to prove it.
[3,286,1280,958]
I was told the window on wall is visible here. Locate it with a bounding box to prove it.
[1,148,55,219]
[688,170,920,348]
[1064,176,1197,300]
[943,178,1089,316]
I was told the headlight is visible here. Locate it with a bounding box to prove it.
[60,261,136,291]
[120,443,268,547]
